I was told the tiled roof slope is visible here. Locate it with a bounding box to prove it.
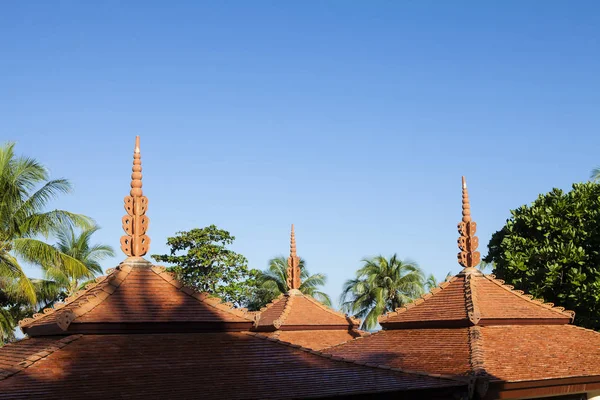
[19,262,253,336]
[254,290,360,330]
[324,324,600,384]
[263,329,365,351]
[0,333,465,399]
[323,329,473,376]
[379,270,574,327]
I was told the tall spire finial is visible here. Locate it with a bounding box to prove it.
[120,136,151,259]
[457,176,480,270]
[286,224,301,290]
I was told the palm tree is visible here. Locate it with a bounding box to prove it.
[591,167,600,182]
[340,255,425,330]
[43,226,115,298]
[0,142,93,341]
[250,256,331,310]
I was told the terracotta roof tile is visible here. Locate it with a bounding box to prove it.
[324,323,600,384]
[323,329,472,376]
[264,329,364,351]
[0,333,464,399]
[255,291,359,331]
[480,324,600,382]
[19,263,253,335]
[379,272,573,327]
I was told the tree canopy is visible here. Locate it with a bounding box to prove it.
[485,182,600,330]
[152,225,258,307]
[249,256,331,310]
[340,254,424,330]
[0,142,94,342]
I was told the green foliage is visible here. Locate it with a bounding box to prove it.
[485,182,600,330]
[0,142,93,342]
[248,256,331,310]
[340,255,425,330]
[32,225,116,312]
[152,225,258,307]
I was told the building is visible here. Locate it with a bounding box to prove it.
[0,137,466,399]
[323,178,600,400]
[251,224,365,350]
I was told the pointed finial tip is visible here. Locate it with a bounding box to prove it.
[462,176,467,189]
[135,136,140,153]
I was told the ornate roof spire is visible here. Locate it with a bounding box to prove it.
[286,224,301,290]
[120,136,151,259]
[457,176,480,271]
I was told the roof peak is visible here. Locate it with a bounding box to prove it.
[286,224,301,290]
[120,136,151,260]
[457,176,481,270]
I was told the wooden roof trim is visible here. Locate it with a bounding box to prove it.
[19,266,128,330]
[150,266,252,321]
[245,332,465,384]
[482,274,575,320]
[378,275,461,323]
[0,335,82,381]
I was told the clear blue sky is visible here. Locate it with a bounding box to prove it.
[2,1,599,306]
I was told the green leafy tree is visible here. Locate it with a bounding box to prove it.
[485,182,600,330]
[152,225,258,307]
[340,255,425,330]
[34,226,115,310]
[0,142,93,342]
[249,256,331,310]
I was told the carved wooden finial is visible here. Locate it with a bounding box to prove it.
[120,136,151,258]
[286,224,301,290]
[457,176,480,270]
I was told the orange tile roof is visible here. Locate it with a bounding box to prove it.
[0,333,465,399]
[379,270,574,328]
[263,329,365,351]
[254,290,360,330]
[323,328,473,376]
[324,324,600,384]
[19,262,253,336]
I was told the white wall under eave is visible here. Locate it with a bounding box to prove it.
[588,390,600,399]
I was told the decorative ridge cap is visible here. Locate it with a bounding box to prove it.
[378,275,461,323]
[465,273,481,325]
[481,274,575,320]
[0,335,83,381]
[298,293,361,326]
[253,294,288,328]
[18,267,124,329]
[467,326,488,377]
[565,324,600,336]
[244,332,466,384]
[272,291,295,329]
[150,266,252,321]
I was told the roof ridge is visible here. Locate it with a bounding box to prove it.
[272,293,294,328]
[299,293,361,326]
[467,326,487,376]
[19,265,128,329]
[378,275,461,323]
[0,335,82,381]
[481,274,575,320]
[150,265,252,321]
[465,273,481,324]
[244,332,465,383]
